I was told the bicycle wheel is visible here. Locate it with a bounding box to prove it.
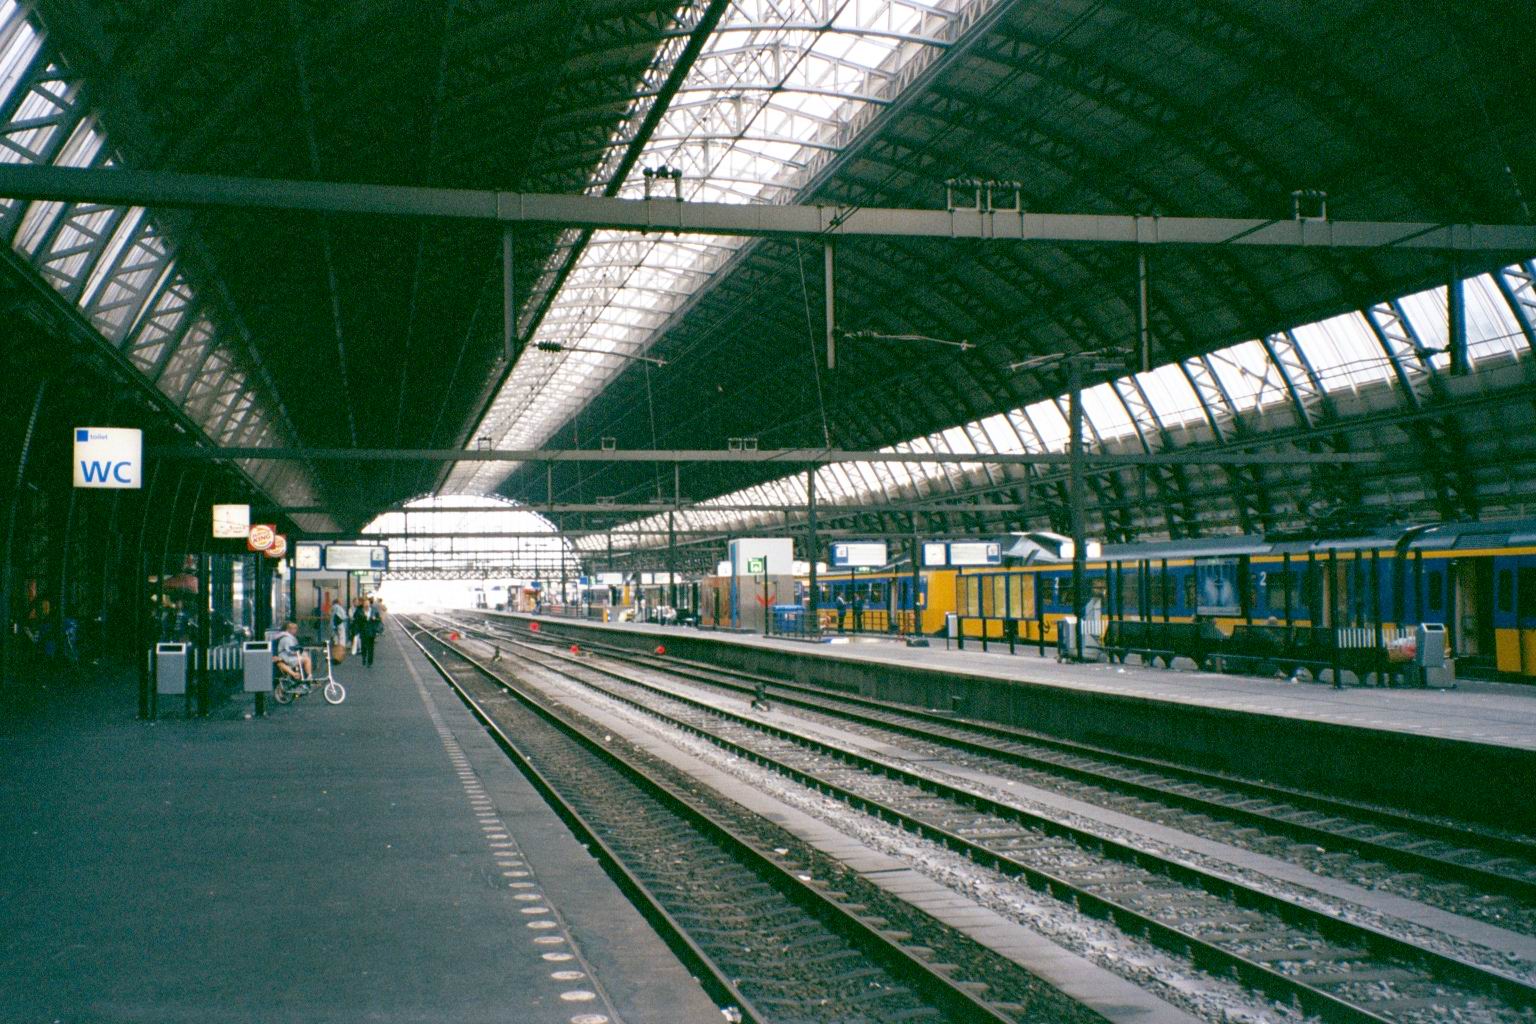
[272,682,293,705]
[323,680,345,704]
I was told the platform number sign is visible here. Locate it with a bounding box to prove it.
[747,556,766,575]
[72,427,141,489]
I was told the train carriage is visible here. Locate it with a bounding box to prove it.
[800,520,1536,680]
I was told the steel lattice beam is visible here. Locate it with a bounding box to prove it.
[147,445,1382,465]
[1,166,1534,252]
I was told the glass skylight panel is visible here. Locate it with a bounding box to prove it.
[1464,274,1523,363]
[0,7,40,118]
[1395,286,1453,372]
[449,0,971,495]
[1134,363,1203,430]
[1080,383,1136,442]
[1291,314,1393,392]
[1203,340,1277,413]
[1024,400,1070,452]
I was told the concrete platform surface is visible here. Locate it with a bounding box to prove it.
[0,625,719,1024]
[513,613,1536,751]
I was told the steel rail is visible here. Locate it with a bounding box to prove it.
[494,619,1536,901]
[489,613,1536,864]
[402,616,1021,1024]
[397,620,762,1023]
[458,621,1536,1024]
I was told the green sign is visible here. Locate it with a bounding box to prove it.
[747,557,766,574]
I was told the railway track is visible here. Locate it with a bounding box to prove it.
[400,615,1106,1024]
[450,619,1536,1024]
[462,614,1536,928]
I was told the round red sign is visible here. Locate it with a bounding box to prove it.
[247,524,275,551]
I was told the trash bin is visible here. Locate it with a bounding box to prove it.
[771,604,803,636]
[243,640,274,693]
[1056,617,1078,661]
[1415,623,1454,689]
[155,642,188,695]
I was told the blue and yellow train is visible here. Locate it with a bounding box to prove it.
[801,520,1536,679]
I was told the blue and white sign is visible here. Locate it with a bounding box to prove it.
[73,427,141,489]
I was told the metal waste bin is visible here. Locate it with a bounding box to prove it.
[243,640,274,692]
[155,642,188,695]
[1416,622,1454,689]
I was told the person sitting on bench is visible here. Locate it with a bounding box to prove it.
[273,621,313,682]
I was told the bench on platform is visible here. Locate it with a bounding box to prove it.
[1101,620,1225,670]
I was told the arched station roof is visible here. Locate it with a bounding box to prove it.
[4,0,1534,549]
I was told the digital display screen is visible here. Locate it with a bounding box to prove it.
[324,545,389,571]
[830,541,887,568]
[947,542,1001,566]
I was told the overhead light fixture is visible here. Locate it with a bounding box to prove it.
[1291,189,1328,221]
[534,341,667,367]
[1009,348,1131,375]
[642,165,685,201]
[841,330,972,351]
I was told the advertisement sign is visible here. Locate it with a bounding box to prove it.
[324,545,389,571]
[212,503,250,539]
[947,541,1001,567]
[247,524,276,552]
[264,535,288,560]
[921,542,949,567]
[829,541,888,568]
[294,543,323,570]
[1195,558,1241,616]
[72,427,141,489]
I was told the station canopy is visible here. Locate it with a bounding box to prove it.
[2,0,1533,545]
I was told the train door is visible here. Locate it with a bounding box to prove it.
[1452,559,1493,658]
[1493,556,1536,676]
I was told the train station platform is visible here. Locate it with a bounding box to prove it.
[0,625,720,1024]
[498,613,1536,831]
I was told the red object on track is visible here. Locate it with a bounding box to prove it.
[529,621,540,632]
[448,631,459,641]
[569,644,580,654]
[654,645,666,656]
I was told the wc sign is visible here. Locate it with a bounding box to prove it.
[73,427,142,489]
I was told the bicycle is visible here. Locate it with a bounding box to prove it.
[272,643,345,705]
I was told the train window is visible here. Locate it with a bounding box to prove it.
[1009,574,1032,618]
[1183,573,1196,611]
[989,575,1007,617]
[1264,571,1296,614]
[1498,570,1514,614]
[870,582,887,606]
[1426,571,1444,613]
[1090,576,1107,606]
[1119,570,1138,612]
[956,577,975,617]
[1520,569,1536,620]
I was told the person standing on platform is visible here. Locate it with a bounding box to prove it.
[350,597,368,656]
[361,598,382,667]
[852,592,865,633]
[330,597,347,649]
[835,593,847,633]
